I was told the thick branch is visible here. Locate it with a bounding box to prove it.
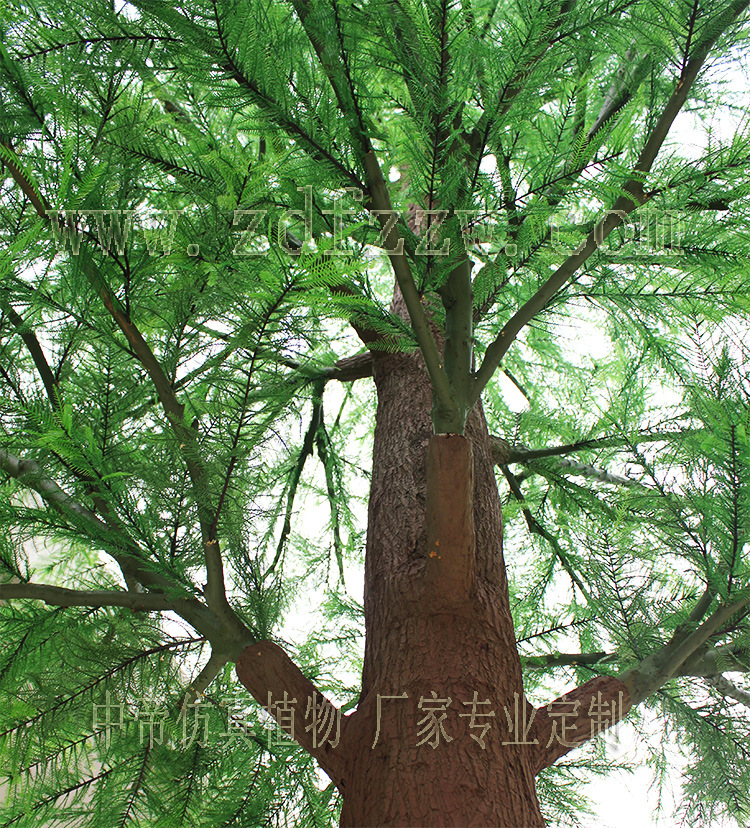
[531,632,750,771]
[494,436,644,487]
[586,42,641,140]
[235,641,347,787]
[438,256,475,432]
[325,352,374,381]
[0,581,180,611]
[620,592,750,705]
[532,674,632,774]
[681,642,750,676]
[532,589,749,770]
[85,257,228,601]
[536,456,641,488]
[0,141,48,217]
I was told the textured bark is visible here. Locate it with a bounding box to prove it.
[337,328,544,826]
[234,293,641,824]
[531,675,633,774]
[235,641,347,786]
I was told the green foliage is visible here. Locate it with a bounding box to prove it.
[1,0,750,824]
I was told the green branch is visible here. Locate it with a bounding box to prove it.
[472,0,750,402]
[0,581,180,611]
[500,463,593,601]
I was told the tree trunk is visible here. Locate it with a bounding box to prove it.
[337,338,545,827]
[235,298,633,821]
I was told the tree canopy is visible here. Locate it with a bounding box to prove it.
[1,0,750,825]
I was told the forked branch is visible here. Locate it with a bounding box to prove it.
[472,0,750,402]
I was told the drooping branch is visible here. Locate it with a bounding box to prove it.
[84,258,230,609]
[315,421,345,583]
[500,463,593,601]
[267,383,325,577]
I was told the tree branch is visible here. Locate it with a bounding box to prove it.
[472,0,750,401]
[531,586,749,770]
[489,427,702,466]
[181,648,230,710]
[531,629,750,771]
[680,641,750,676]
[523,651,612,669]
[522,641,750,676]
[361,152,457,428]
[0,134,241,636]
[235,641,348,787]
[705,674,750,706]
[466,0,576,172]
[1,301,60,408]
[620,591,750,705]
[0,446,108,529]
[0,445,231,647]
[0,581,181,611]
[586,41,641,139]
[323,352,374,382]
[500,463,593,601]
[532,674,632,774]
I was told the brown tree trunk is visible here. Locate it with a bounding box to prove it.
[337,339,545,827]
[235,313,634,823]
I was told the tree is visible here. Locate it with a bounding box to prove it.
[1,0,749,824]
